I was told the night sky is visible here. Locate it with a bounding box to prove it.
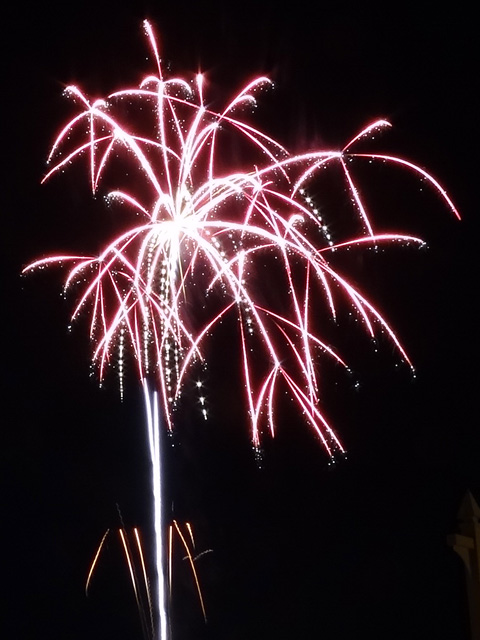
[3,3,477,639]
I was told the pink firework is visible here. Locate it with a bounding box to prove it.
[24,21,461,638]
[25,21,459,458]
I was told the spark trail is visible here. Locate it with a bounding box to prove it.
[24,19,459,638]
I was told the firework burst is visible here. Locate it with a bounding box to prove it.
[24,20,459,638]
[24,22,458,455]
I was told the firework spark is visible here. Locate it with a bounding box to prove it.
[86,526,156,639]
[169,520,210,622]
[24,20,459,638]
[86,522,209,636]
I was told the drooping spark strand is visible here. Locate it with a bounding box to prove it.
[86,528,110,597]
[171,520,207,622]
[134,527,155,637]
[119,528,143,617]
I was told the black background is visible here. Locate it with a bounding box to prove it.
[2,2,477,639]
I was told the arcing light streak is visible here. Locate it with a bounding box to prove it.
[133,527,155,635]
[86,528,110,597]
[25,20,459,638]
[170,520,208,622]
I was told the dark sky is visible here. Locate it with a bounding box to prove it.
[2,3,477,639]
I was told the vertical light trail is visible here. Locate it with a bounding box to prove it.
[143,379,169,640]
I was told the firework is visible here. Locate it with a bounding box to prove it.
[86,522,208,639]
[24,20,459,638]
